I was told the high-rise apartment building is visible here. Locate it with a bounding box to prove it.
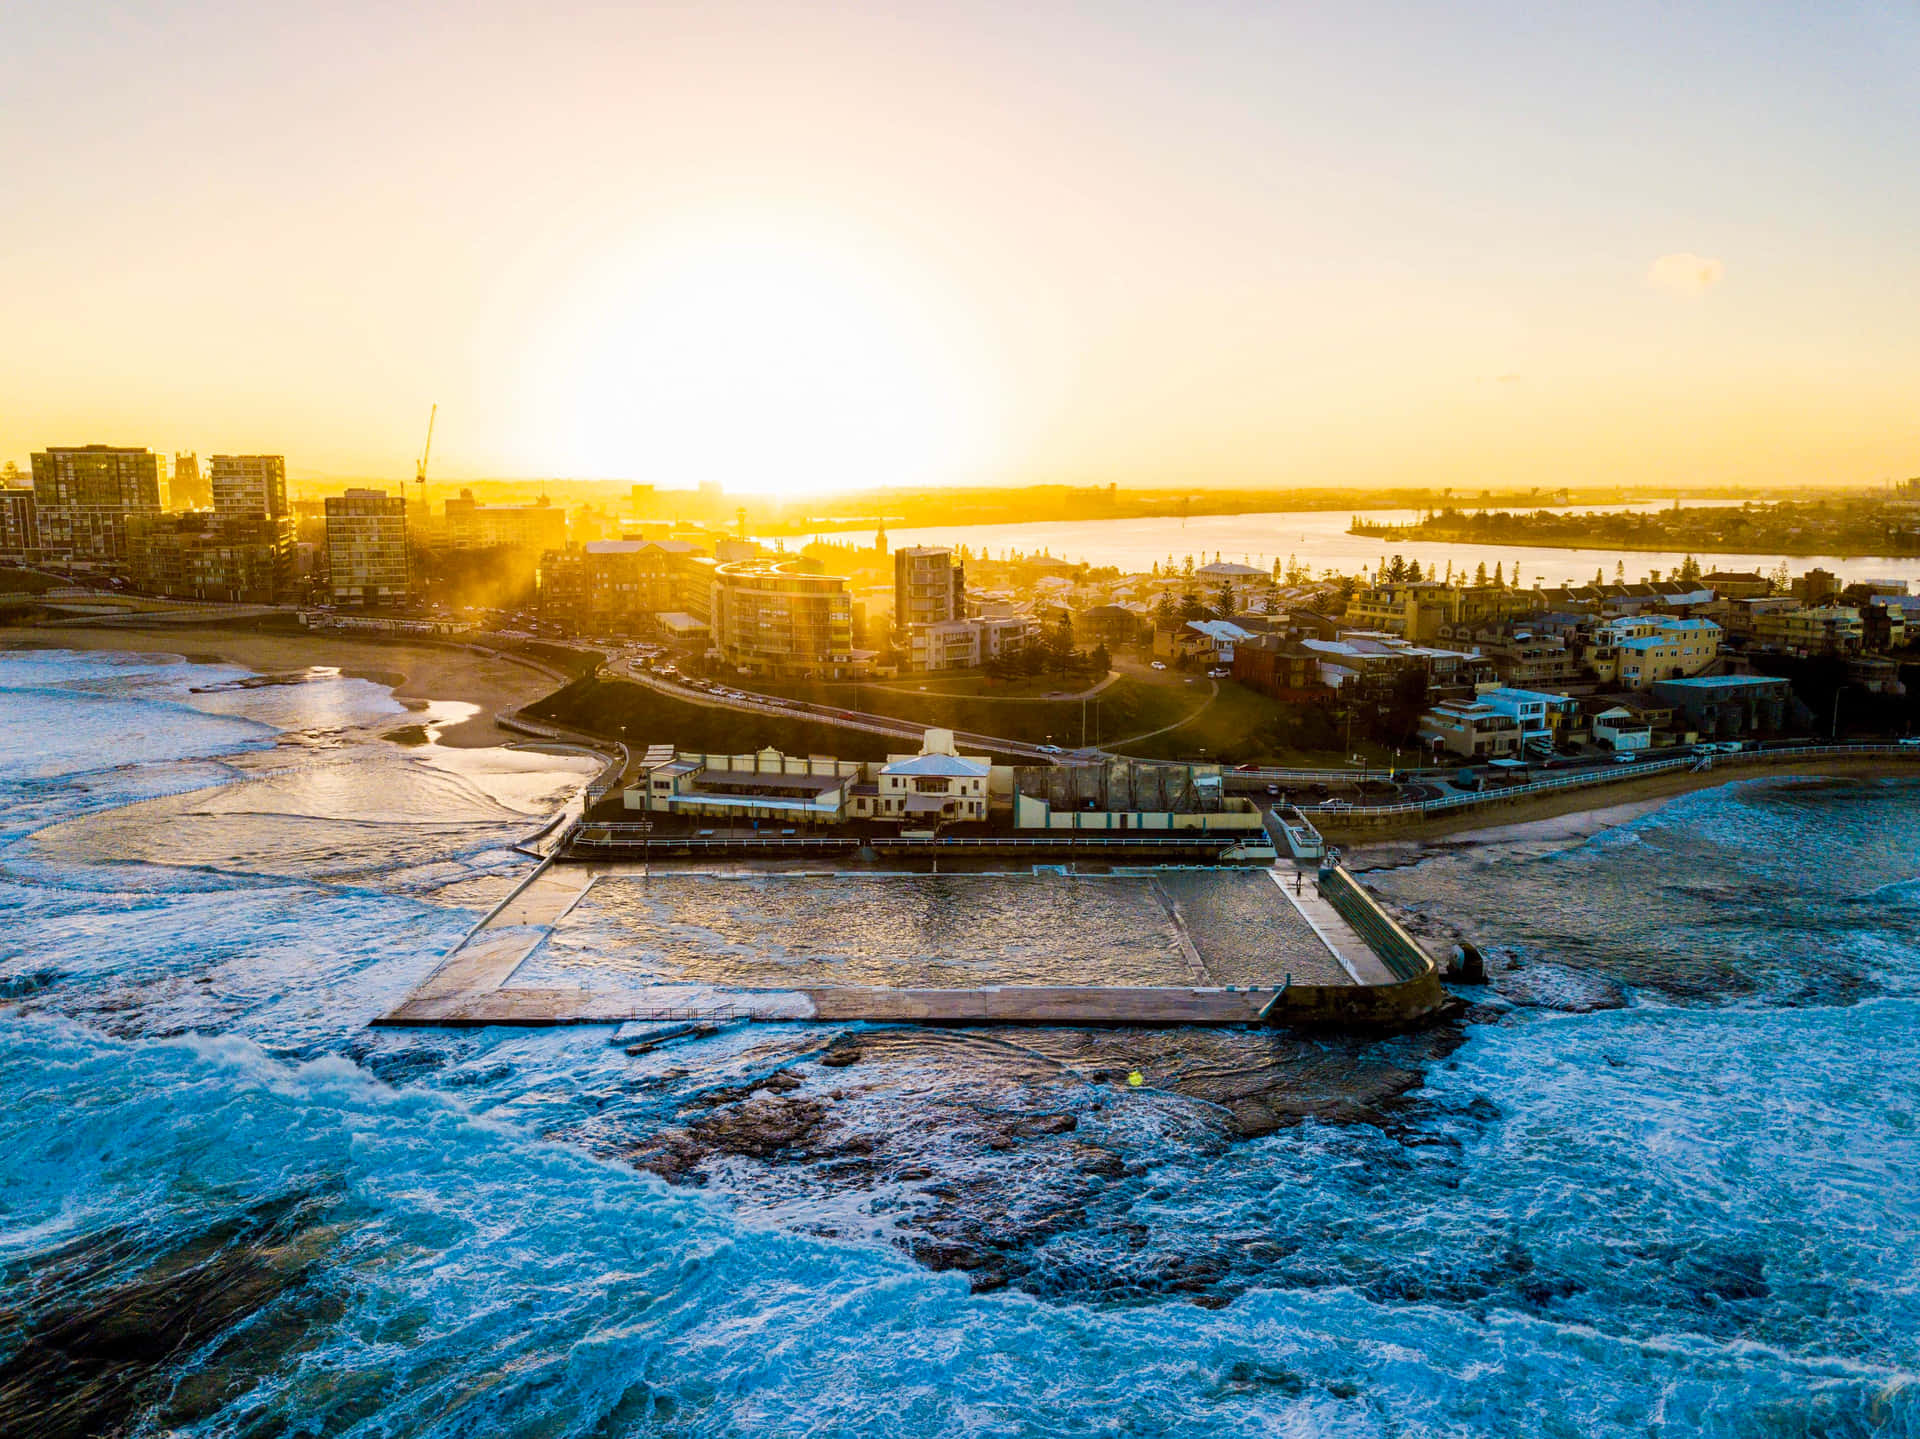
[893,545,968,669]
[127,512,294,604]
[0,488,39,561]
[895,546,965,630]
[210,454,288,518]
[325,489,410,606]
[710,557,855,677]
[170,452,211,510]
[30,445,164,570]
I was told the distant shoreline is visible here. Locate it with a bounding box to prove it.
[1351,525,1913,562]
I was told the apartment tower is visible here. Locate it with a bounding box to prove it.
[210,454,288,518]
[30,444,164,570]
[325,489,410,606]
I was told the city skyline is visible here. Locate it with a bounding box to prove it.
[6,3,1920,498]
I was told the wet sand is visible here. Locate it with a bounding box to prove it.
[1,624,563,748]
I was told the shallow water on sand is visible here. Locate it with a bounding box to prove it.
[518,869,1335,991]
[3,648,1918,1436]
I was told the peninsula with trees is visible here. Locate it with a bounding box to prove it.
[1350,487,1920,558]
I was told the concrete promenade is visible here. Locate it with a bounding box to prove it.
[386,861,600,1022]
[1265,868,1397,985]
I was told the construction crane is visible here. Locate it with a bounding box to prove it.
[414,403,437,515]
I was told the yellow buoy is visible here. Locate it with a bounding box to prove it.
[1126,1070,1144,1087]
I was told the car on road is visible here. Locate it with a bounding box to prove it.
[1613,752,1639,763]
[1266,784,1280,795]
[1038,744,1063,754]
[1900,737,1920,748]
[1317,797,1352,810]
[1149,661,1166,671]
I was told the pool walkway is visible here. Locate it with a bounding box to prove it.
[1264,867,1398,986]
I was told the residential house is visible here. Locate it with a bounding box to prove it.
[1418,698,1522,759]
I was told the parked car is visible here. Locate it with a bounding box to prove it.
[1318,797,1352,810]
[1149,661,1167,671]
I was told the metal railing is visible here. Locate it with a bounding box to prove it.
[1312,743,1917,819]
[1230,765,1397,783]
[571,825,1268,849]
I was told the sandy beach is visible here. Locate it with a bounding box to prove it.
[0,622,568,749]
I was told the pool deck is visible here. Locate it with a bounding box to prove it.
[376,857,1430,1030]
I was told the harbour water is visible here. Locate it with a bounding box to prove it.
[3,647,1918,1435]
[870,501,1920,588]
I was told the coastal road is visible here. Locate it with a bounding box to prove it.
[608,655,1065,762]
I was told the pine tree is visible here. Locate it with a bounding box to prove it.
[1493,562,1503,587]
[1407,560,1422,582]
[1474,561,1489,586]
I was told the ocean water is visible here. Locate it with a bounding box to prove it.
[3,648,1918,1436]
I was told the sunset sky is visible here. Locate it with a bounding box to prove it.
[5,1,1918,496]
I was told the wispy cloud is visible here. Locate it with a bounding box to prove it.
[1647,252,1724,296]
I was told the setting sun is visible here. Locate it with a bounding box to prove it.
[519,222,997,497]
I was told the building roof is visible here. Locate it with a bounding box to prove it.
[584,540,644,554]
[881,752,991,778]
[696,769,849,793]
[1650,675,1790,690]
[1186,619,1253,641]
[665,791,843,814]
[1482,686,1573,704]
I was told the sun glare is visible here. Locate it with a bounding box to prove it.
[523,225,994,497]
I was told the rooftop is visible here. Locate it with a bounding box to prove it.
[693,769,850,794]
[881,753,992,778]
[1651,675,1792,690]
